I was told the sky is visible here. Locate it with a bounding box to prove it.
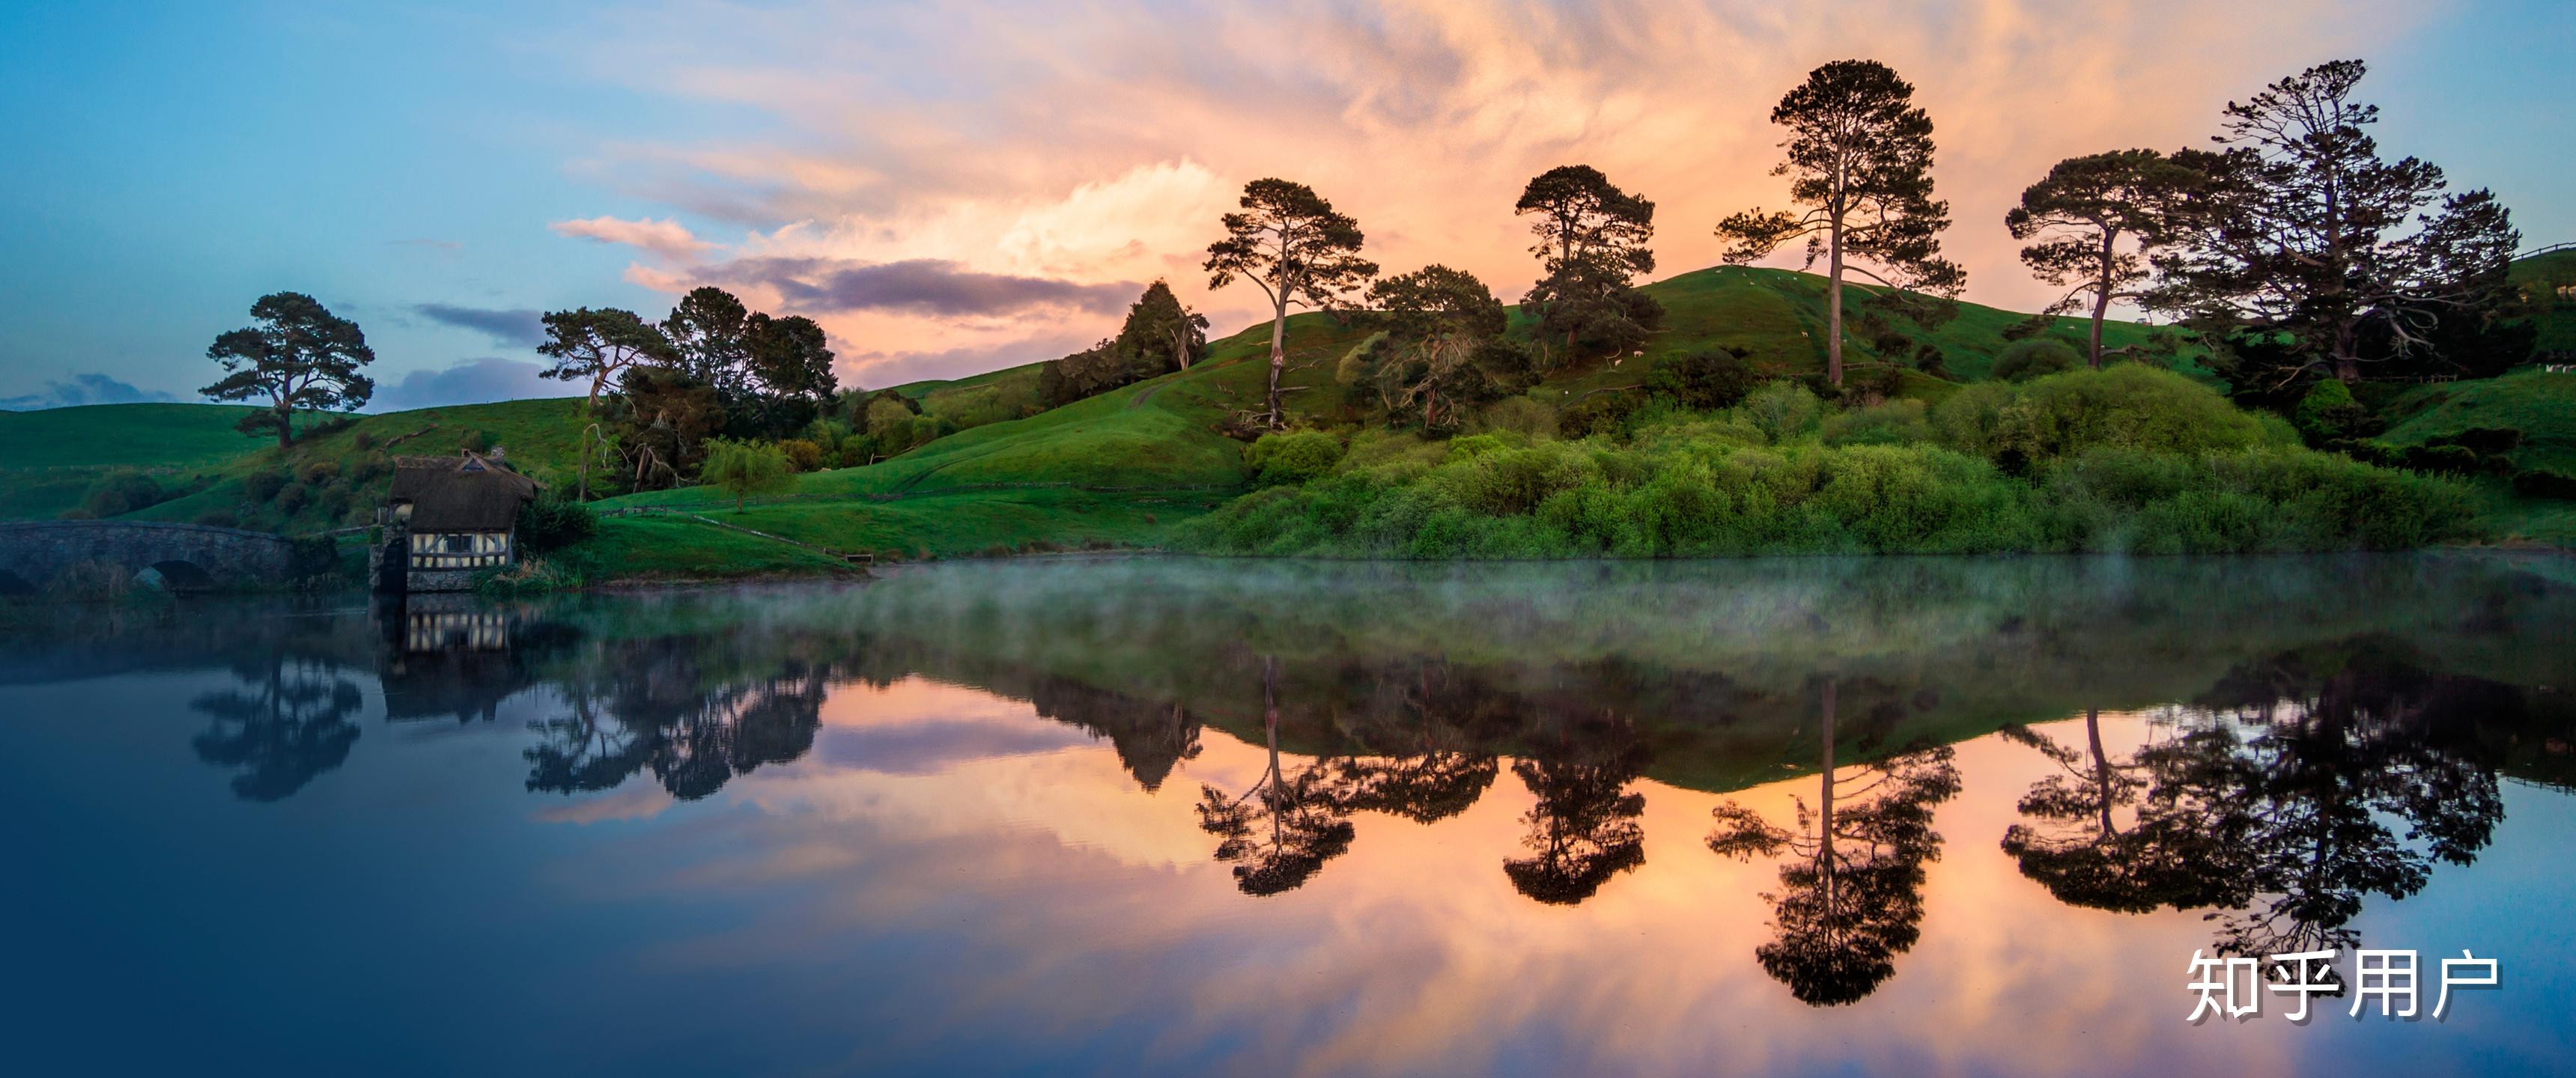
[1,0,2569,411]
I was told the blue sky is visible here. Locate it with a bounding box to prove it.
[1,1,2568,410]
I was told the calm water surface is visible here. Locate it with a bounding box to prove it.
[4,555,2573,1077]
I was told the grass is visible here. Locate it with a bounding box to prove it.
[561,514,859,580]
[2379,368,2576,474]
[2509,247,2576,353]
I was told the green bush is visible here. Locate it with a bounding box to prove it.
[516,496,598,553]
[1741,382,1823,445]
[1973,365,2267,464]
[241,469,291,503]
[2292,379,2375,444]
[1246,430,1345,487]
[1993,338,2081,382]
[76,470,168,518]
[2513,469,2576,500]
[1822,399,1932,446]
[294,460,341,486]
[1646,348,1764,410]
[1468,397,1558,439]
[273,482,311,515]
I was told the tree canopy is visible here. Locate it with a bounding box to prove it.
[201,292,376,448]
[539,307,678,411]
[2005,149,2202,366]
[2151,59,2523,385]
[1206,178,1379,429]
[1716,59,1963,386]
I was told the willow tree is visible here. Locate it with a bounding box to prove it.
[1205,179,1378,429]
[1716,60,1963,386]
[2005,150,2201,367]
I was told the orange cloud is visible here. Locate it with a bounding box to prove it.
[549,214,718,260]
[563,0,2431,386]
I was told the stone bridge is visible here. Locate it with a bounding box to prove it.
[0,520,302,593]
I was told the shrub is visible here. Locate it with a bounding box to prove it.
[1646,348,1764,410]
[77,470,167,518]
[777,438,825,472]
[295,460,341,486]
[1823,399,1932,446]
[1992,338,2081,382]
[516,496,598,553]
[1986,365,2266,463]
[475,557,585,597]
[193,510,240,529]
[351,431,374,451]
[1469,397,1558,439]
[1741,382,1823,444]
[273,482,311,515]
[2292,379,2375,444]
[1246,430,1345,487]
[2513,469,2576,500]
[316,485,354,523]
[1558,392,1644,439]
[241,469,291,503]
[700,438,798,511]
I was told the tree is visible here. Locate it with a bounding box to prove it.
[1515,165,1662,361]
[610,366,723,488]
[201,292,376,448]
[1716,60,1964,386]
[662,286,753,395]
[538,308,678,411]
[1114,280,1210,374]
[2151,59,2522,385]
[1345,265,1514,429]
[744,312,839,433]
[2005,150,2202,366]
[1205,178,1379,429]
[699,437,796,512]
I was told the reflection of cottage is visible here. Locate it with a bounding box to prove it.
[374,451,539,593]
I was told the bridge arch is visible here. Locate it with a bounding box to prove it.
[0,521,300,593]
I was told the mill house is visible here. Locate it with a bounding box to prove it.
[374,450,540,593]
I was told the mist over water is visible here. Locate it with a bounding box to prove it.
[3,553,2572,1076]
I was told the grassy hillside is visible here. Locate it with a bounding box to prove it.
[2511,247,2576,353]
[0,404,284,520]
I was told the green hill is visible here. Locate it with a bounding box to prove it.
[2511,246,2576,353]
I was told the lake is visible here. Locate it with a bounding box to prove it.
[4,554,2572,1077]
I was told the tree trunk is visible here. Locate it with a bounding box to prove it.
[1825,221,1846,386]
[2090,234,2114,368]
[1266,293,1289,430]
[2088,290,2110,370]
[274,401,294,448]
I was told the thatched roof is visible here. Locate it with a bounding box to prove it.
[389,452,539,532]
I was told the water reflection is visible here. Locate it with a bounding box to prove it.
[5,552,2573,1069]
[1707,681,1960,1005]
[189,651,363,802]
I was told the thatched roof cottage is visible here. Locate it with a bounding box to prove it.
[379,451,539,592]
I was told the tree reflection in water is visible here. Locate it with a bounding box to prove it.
[2006,642,2510,965]
[522,637,828,802]
[1707,681,1960,1006]
[1195,657,1358,896]
[189,652,365,803]
[1997,708,2234,914]
[1504,713,1650,905]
